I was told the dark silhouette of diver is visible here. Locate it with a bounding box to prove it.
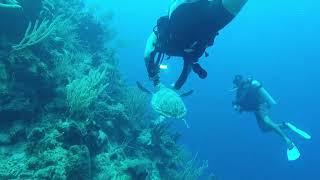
[144,0,248,90]
[232,75,311,161]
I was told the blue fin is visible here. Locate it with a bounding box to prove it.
[286,122,311,140]
[287,145,301,161]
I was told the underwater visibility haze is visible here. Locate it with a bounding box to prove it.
[0,0,319,179]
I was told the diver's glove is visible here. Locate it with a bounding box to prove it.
[232,101,242,113]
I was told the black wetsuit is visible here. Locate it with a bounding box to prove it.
[234,80,273,131]
[234,81,264,112]
[153,0,235,89]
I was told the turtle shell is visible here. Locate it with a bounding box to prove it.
[151,86,187,119]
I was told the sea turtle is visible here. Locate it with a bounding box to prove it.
[137,82,193,127]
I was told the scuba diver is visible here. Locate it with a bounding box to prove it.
[232,75,311,161]
[144,0,248,90]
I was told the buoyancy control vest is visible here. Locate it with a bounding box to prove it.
[153,0,219,61]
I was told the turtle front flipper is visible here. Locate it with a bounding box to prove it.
[153,115,166,125]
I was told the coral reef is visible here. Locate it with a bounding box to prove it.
[0,0,21,9]
[0,0,208,179]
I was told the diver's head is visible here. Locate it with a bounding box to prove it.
[233,75,245,87]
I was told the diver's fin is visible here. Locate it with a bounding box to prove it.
[136,81,152,94]
[180,90,194,97]
[287,144,301,161]
[286,122,311,140]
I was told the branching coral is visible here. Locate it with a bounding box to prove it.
[0,62,9,95]
[0,0,210,179]
[0,152,29,179]
[41,0,84,18]
[66,67,108,115]
[94,140,158,180]
[123,86,150,123]
[176,153,209,180]
[52,49,93,84]
[11,15,63,52]
[0,0,21,9]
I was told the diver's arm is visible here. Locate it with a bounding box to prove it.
[234,92,245,105]
[233,91,246,112]
[233,83,251,112]
[174,59,193,90]
[222,0,248,16]
[144,32,160,86]
[144,32,157,69]
[255,112,293,146]
[144,32,157,76]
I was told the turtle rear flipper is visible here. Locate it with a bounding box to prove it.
[136,81,152,94]
[180,90,194,97]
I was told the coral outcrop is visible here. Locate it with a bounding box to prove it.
[0,0,208,179]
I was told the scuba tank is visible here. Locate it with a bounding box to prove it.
[252,80,277,106]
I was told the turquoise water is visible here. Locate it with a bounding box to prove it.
[0,0,319,179]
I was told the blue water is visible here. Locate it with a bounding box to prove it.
[88,0,320,179]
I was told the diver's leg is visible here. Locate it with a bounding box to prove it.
[256,112,293,147]
[174,59,192,90]
[279,122,290,130]
[222,0,248,16]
